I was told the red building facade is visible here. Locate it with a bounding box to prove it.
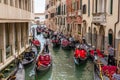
[66,0,82,40]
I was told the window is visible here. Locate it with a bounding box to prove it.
[67,24,70,32]
[95,0,98,13]
[21,26,24,48]
[19,0,22,8]
[14,25,18,52]
[35,17,40,19]
[45,15,48,19]
[88,0,90,16]
[64,5,66,15]
[77,1,79,10]
[4,0,8,4]
[0,49,2,63]
[15,0,18,8]
[51,13,54,18]
[57,5,61,15]
[80,0,82,10]
[83,4,86,14]
[0,0,1,3]
[78,24,81,33]
[110,0,113,14]
[10,0,13,6]
[25,0,27,10]
[26,25,29,44]
[5,24,12,58]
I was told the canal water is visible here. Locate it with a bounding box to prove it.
[25,25,94,80]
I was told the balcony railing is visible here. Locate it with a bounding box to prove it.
[92,12,106,23]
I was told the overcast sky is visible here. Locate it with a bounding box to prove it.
[34,0,45,13]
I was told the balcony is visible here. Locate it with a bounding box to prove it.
[92,12,106,23]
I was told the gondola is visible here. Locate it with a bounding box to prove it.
[74,49,88,65]
[35,52,52,71]
[51,39,60,47]
[32,39,41,51]
[22,51,35,66]
[61,39,72,49]
[89,49,104,61]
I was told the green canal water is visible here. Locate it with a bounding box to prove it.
[25,26,94,80]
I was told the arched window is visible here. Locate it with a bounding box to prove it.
[83,4,86,14]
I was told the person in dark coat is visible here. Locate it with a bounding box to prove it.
[107,45,115,66]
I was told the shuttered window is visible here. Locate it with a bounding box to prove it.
[110,0,113,14]
[95,0,98,13]
[80,0,82,10]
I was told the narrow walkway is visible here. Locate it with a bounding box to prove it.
[15,64,25,80]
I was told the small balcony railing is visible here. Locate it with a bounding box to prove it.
[92,12,106,23]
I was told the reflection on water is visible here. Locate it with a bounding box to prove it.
[25,25,94,80]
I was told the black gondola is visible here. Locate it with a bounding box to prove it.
[21,51,35,66]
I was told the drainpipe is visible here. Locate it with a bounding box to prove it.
[114,0,120,56]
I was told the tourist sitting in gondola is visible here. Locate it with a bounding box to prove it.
[21,51,35,66]
[74,45,88,65]
[32,38,41,52]
[51,35,60,47]
[61,37,72,49]
[69,35,75,48]
[36,49,52,71]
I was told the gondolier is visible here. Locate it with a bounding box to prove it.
[107,45,115,66]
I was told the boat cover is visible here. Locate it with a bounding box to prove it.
[37,55,51,67]
[90,49,104,58]
[102,66,117,76]
[74,49,87,59]
[32,40,40,46]
[61,39,70,47]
